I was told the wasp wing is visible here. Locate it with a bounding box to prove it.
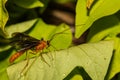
[10,32,40,51]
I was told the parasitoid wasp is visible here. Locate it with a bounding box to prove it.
[9,24,72,76]
[9,25,72,64]
[9,32,49,63]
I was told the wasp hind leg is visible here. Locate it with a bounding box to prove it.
[18,51,30,79]
[22,50,39,76]
[40,52,50,67]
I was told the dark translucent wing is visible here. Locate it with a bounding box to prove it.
[10,32,40,50]
[12,32,39,41]
[17,43,38,52]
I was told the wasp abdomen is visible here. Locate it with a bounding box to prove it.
[9,51,25,63]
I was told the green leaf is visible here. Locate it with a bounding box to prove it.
[86,0,95,9]
[86,14,120,79]
[105,37,120,80]
[0,69,9,80]
[6,19,38,38]
[7,41,113,80]
[0,49,13,80]
[111,72,120,80]
[70,75,83,80]
[28,19,72,50]
[0,19,38,52]
[75,0,120,38]
[0,44,11,52]
[12,0,44,9]
[0,0,9,37]
[87,15,120,42]
[64,66,92,80]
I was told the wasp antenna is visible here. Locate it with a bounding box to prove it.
[49,27,71,42]
[40,53,50,67]
[49,43,58,51]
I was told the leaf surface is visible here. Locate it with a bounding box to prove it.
[0,0,8,36]
[86,14,120,79]
[7,41,113,80]
[12,0,44,8]
[75,0,120,38]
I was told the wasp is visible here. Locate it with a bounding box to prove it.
[9,25,71,63]
[9,32,50,63]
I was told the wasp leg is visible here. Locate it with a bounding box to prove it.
[24,54,39,76]
[23,51,45,75]
[22,51,50,76]
[20,51,30,75]
[40,52,50,67]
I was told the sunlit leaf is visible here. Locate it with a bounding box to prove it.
[87,15,120,42]
[86,14,120,79]
[106,37,120,80]
[6,19,38,38]
[0,44,11,52]
[7,41,113,80]
[0,69,9,80]
[75,0,120,38]
[70,75,83,80]
[86,0,94,9]
[64,66,92,80]
[0,0,8,37]
[12,0,44,9]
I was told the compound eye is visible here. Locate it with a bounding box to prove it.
[47,41,50,46]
